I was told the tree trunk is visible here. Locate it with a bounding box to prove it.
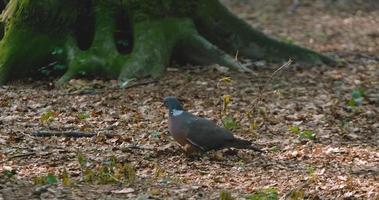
[0,0,335,87]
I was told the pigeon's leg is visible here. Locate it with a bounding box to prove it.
[183,143,203,157]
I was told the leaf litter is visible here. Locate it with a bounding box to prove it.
[1,1,379,199]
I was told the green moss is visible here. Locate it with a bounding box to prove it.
[0,0,335,86]
[0,27,65,84]
[2,0,79,32]
[124,0,198,21]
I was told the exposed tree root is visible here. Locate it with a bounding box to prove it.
[0,0,335,86]
[0,29,64,84]
[194,0,335,65]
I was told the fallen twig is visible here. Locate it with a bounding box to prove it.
[64,79,158,95]
[123,79,158,89]
[0,152,36,164]
[250,58,293,116]
[32,130,116,138]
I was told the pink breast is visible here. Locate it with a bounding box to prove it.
[168,117,187,146]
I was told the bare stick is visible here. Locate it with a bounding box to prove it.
[251,58,293,112]
[1,152,36,164]
[32,130,116,138]
[64,79,158,95]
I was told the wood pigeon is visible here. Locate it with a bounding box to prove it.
[164,96,263,154]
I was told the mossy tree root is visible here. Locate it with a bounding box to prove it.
[56,0,123,86]
[0,0,78,85]
[118,18,254,87]
[194,0,335,65]
[0,30,63,84]
[0,0,335,86]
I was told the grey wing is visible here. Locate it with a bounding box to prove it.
[185,117,235,151]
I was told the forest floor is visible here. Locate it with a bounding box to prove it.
[1,1,378,199]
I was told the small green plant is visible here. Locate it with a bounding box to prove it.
[307,165,318,181]
[289,125,316,140]
[222,94,232,112]
[269,145,280,152]
[219,76,232,83]
[60,169,72,186]
[307,165,316,176]
[299,130,316,140]
[46,173,58,184]
[289,189,305,200]
[33,173,58,185]
[149,131,161,138]
[220,190,234,200]
[185,73,193,82]
[40,110,58,124]
[347,88,365,107]
[247,187,278,200]
[77,154,136,185]
[78,153,89,168]
[223,116,239,130]
[2,169,16,178]
[221,94,239,130]
[289,125,301,134]
[77,113,90,120]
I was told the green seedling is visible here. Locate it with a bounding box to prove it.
[307,165,316,176]
[347,88,365,107]
[289,125,301,134]
[299,130,316,140]
[220,190,234,200]
[289,125,316,140]
[77,153,136,185]
[150,131,161,138]
[60,169,72,186]
[223,116,239,130]
[223,94,232,112]
[40,110,58,124]
[33,173,58,185]
[77,113,90,120]
[289,189,305,200]
[3,170,16,178]
[247,187,278,200]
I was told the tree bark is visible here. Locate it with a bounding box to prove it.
[0,0,335,87]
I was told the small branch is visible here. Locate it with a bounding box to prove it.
[0,152,36,164]
[269,58,293,81]
[123,79,158,89]
[32,130,116,138]
[63,79,158,96]
[250,58,293,112]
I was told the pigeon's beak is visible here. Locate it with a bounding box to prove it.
[163,100,169,108]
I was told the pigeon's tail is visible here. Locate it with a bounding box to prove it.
[227,138,265,153]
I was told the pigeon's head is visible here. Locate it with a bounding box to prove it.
[164,96,184,111]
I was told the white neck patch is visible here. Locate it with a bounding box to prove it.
[171,109,184,116]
